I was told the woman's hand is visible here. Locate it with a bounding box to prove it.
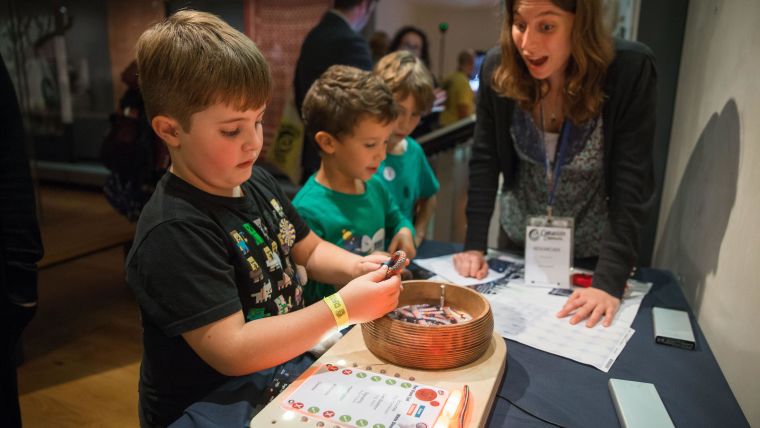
[388,228,416,259]
[339,266,401,324]
[452,250,488,279]
[556,287,621,327]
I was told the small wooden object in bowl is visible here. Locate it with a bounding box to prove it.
[361,280,494,370]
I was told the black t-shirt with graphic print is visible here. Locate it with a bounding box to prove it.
[126,168,310,427]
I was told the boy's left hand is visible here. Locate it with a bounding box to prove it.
[413,232,425,248]
[353,253,390,277]
[388,228,416,259]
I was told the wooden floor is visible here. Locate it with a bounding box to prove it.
[17,185,141,427]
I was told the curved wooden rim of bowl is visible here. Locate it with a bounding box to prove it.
[371,280,491,330]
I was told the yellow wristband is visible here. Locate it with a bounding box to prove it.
[323,293,349,329]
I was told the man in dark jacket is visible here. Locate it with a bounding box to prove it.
[293,0,377,183]
[1,54,44,428]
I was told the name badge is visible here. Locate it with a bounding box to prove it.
[524,216,574,288]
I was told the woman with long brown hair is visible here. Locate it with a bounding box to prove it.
[453,0,656,327]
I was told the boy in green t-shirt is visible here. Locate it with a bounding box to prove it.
[293,65,416,304]
[373,50,440,247]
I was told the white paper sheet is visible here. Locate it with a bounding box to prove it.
[411,252,652,372]
[481,281,649,372]
[413,252,524,286]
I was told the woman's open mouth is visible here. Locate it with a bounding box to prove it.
[526,56,548,68]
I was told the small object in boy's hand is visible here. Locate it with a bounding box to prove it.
[572,272,593,288]
[487,258,510,273]
[383,250,407,279]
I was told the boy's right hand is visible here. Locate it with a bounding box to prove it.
[338,266,401,324]
[453,250,489,279]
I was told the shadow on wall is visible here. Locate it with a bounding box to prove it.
[654,99,740,314]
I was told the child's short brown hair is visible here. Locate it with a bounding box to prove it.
[136,10,271,131]
[301,65,398,140]
[374,50,435,114]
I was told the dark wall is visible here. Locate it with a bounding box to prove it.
[64,0,115,160]
[636,0,690,265]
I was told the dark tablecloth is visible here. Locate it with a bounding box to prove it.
[172,240,749,428]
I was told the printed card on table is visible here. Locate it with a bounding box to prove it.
[283,363,450,427]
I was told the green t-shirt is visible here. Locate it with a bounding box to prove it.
[292,175,414,304]
[375,137,439,223]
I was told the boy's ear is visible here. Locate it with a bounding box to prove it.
[314,131,338,154]
[152,115,182,148]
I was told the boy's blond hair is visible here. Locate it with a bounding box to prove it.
[136,10,271,131]
[374,50,435,114]
[302,65,398,140]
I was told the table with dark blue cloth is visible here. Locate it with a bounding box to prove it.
[171,240,749,428]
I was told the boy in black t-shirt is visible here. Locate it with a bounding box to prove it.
[126,11,402,427]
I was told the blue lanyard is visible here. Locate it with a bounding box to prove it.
[541,120,572,219]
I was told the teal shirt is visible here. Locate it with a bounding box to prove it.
[293,175,414,303]
[375,137,440,223]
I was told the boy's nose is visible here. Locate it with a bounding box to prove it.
[243,127,262,151]
[242,138,256,151]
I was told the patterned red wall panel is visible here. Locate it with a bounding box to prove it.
[245,0,330,158]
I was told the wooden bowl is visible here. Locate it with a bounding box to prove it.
[361,280,494,370]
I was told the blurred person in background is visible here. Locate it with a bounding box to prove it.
[439,49,475,127]
[293,0,378,183]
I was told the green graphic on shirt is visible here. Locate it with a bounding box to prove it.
[243,223,264,245]
[274,295,292,315]
[308,406,319,413]
[370,376,381,382]
[356,372,367,379]
[339,415,352,422]
[356,420,368,427]
[373,424,386,428]
[245,307,267,321]
[385,379,396,385]
[400,382,412,388]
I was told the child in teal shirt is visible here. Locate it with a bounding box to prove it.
[373,51,440,247]
[293,65,416,304]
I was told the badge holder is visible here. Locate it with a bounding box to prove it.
[524,215,574,288]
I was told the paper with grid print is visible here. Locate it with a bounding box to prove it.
[413,252,651,371]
